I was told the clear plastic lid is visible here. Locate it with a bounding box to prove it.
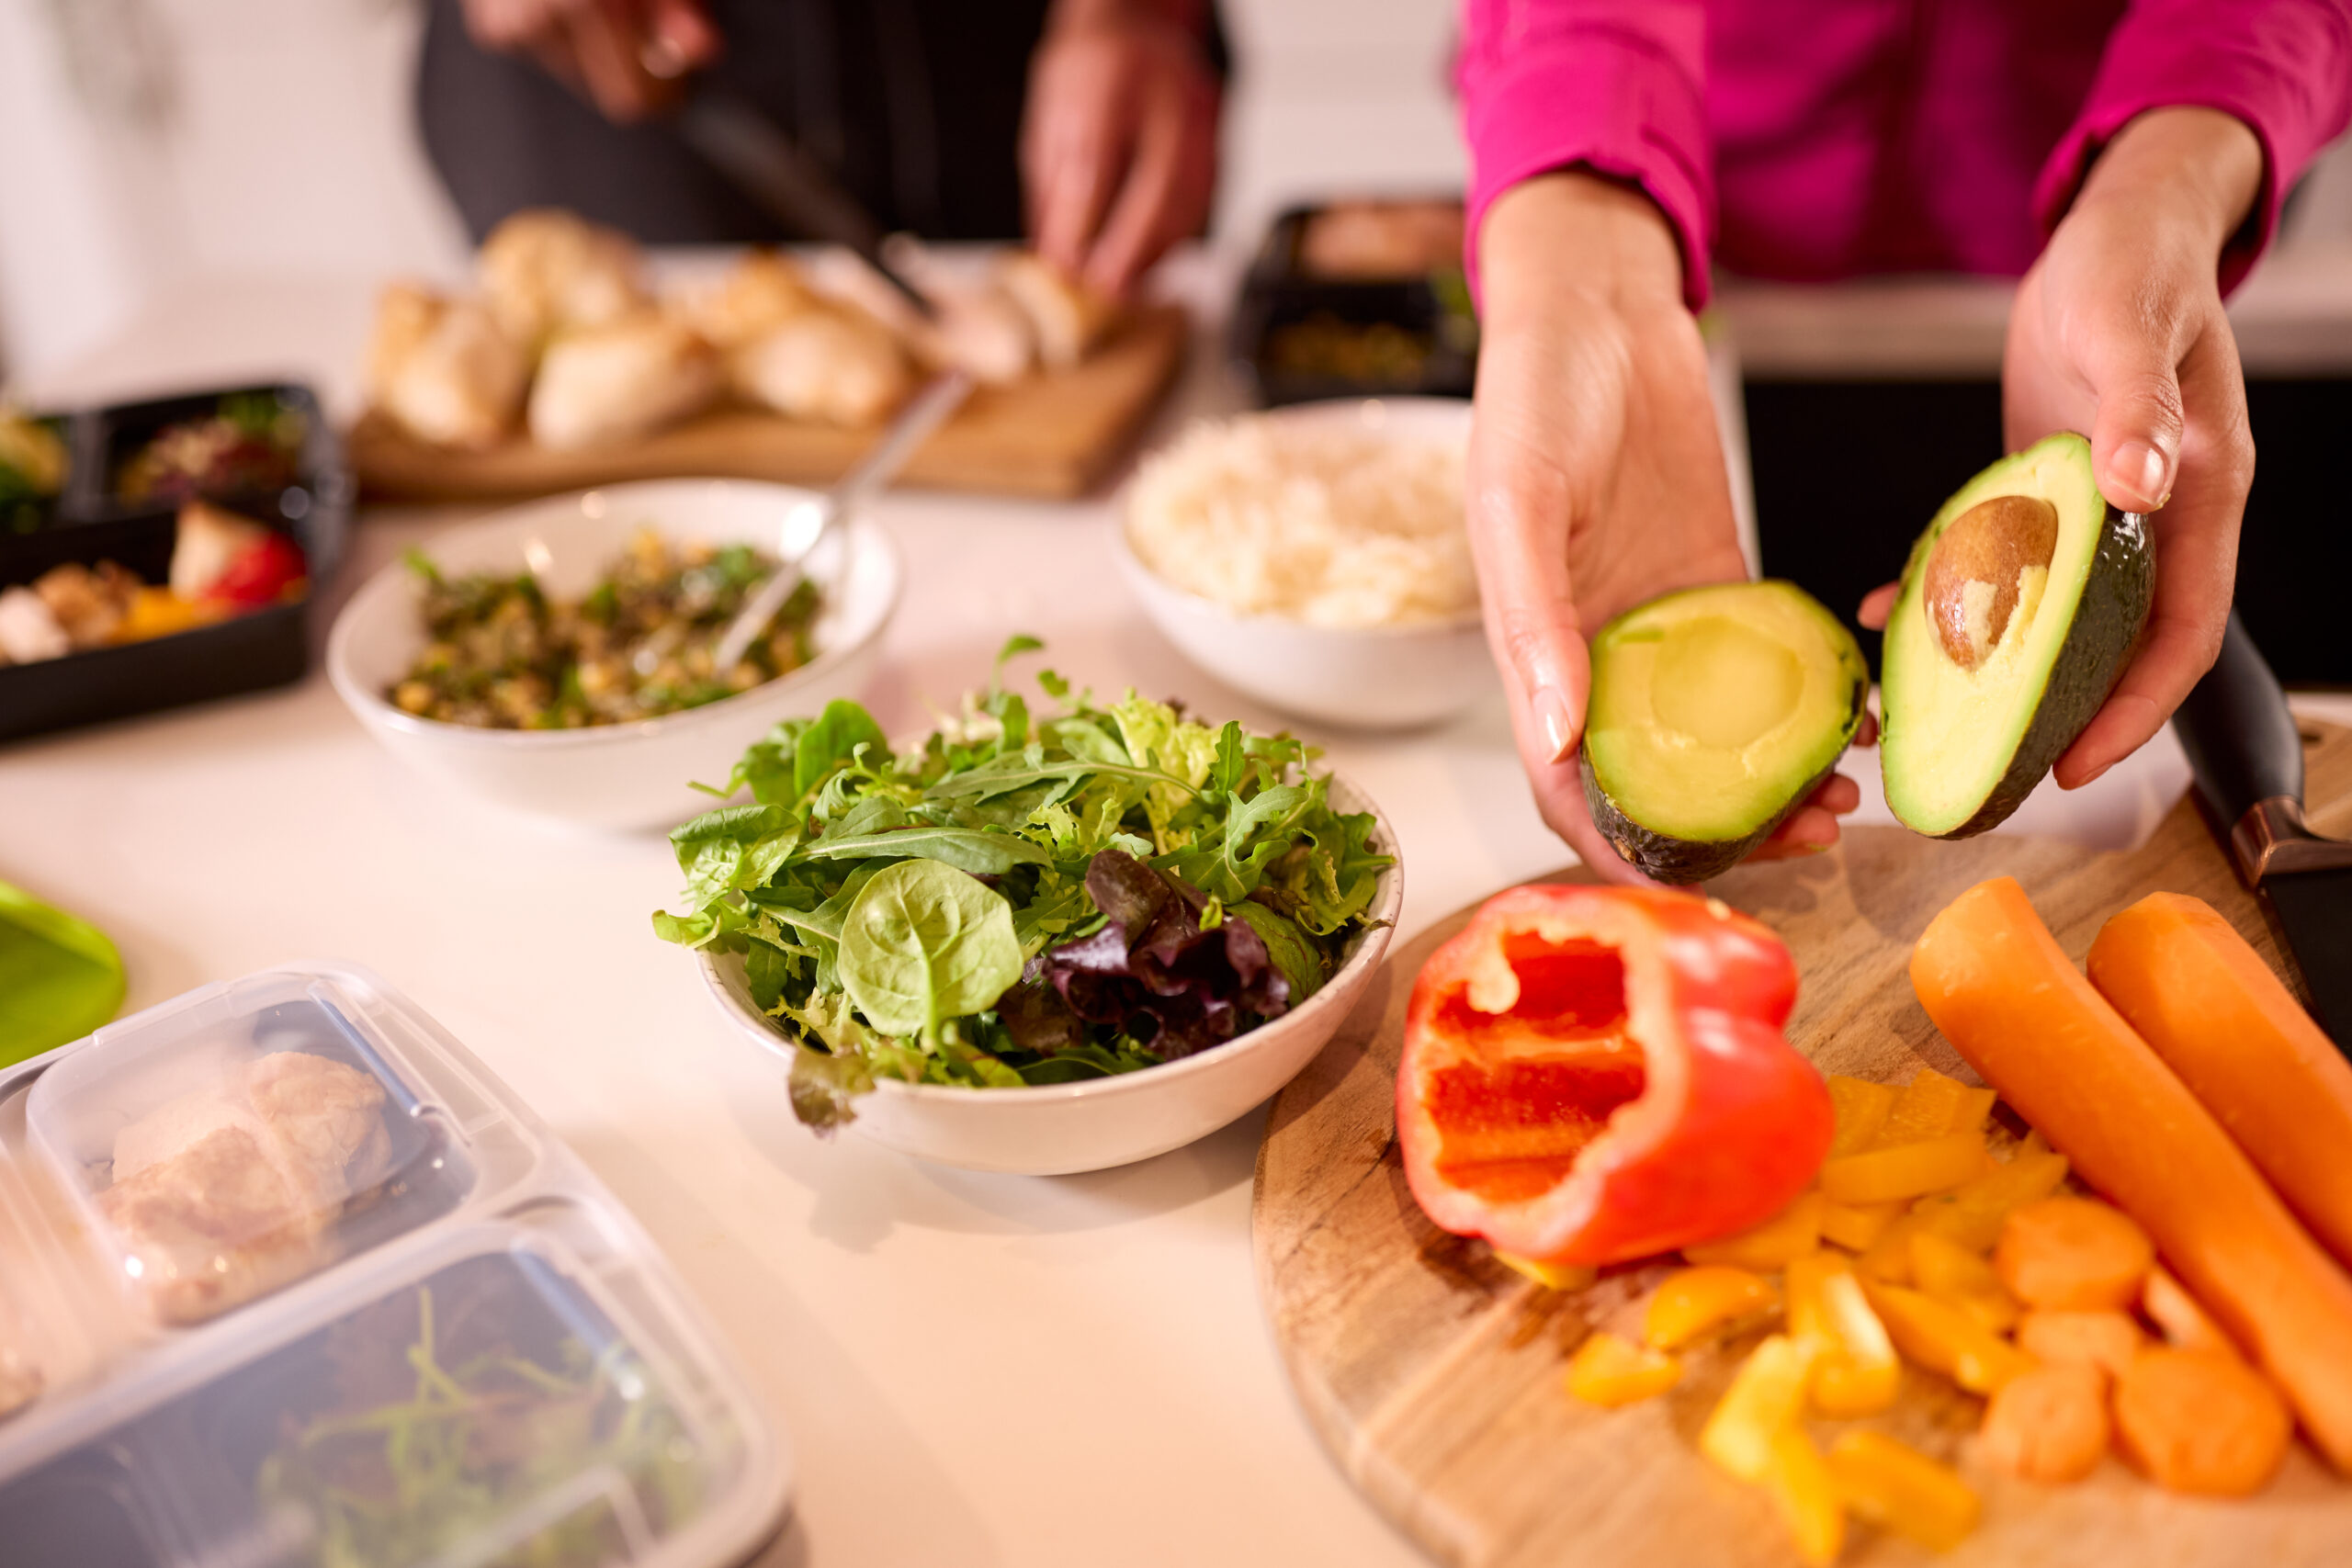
[23,970,481,1327]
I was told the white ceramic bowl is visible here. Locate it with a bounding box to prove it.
[696,773,1403,1175]
[328,479,901,830]
[1116,397,1493,730]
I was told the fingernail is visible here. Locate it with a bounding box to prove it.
[1532,684,1574,764]
[2119,442,2166,508]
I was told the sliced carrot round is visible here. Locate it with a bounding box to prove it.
[2113,1348,2291,1496]
[1995,1197,2153,1311]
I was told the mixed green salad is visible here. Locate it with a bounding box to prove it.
[653,639,1393,1129]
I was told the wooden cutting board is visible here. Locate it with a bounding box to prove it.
[1255,720,2352,1568]
[347,304,1188,503]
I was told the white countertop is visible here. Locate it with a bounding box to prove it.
[2,250,2308,1567]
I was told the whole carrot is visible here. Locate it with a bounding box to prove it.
[1910,876,2352,1475]
[2087,892,2352,1269]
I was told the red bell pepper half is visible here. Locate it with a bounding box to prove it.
[1397,884,1832,1266]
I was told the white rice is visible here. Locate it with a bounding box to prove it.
[1124,415,1475,627]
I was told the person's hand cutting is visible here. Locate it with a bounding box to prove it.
[1022,0,1220,298]
[1860,106,2263,789]
[462,0,720,122]
[1472,173,1865,885]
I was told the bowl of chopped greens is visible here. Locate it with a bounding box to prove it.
[328,479,900,829]
[668,639,1403,1174]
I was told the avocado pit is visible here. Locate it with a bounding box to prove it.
[1922,494,2060,671]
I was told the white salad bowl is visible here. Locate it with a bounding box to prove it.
[1116,397,1494,731]
[328,479,901,830]
[695,773,1404,1175]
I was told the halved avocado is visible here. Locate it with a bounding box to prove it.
[1881,433,2153,839]
[1581,581,1868,883]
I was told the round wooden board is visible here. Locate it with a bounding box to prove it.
[1254,721,2352,1568]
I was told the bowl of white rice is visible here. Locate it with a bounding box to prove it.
[1115,398,1493,728]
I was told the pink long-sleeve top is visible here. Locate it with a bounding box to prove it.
[1460,0,2352,309]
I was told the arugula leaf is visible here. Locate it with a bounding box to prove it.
[1226,900,1327,1001]
[837,860,1024,1040]
[803,824,1050,875]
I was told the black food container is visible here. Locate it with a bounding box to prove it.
[1231,201,1479,407]
[0,384,350,744]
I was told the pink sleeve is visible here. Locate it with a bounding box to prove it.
[2034,0,2352,295]
[1457,0,1713,310]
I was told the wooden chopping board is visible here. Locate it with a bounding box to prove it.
[348,303,1188,503]
[1255,720,2352,1568]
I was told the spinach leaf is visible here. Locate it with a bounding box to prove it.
[794,699,888,802]
[1225,900,1328,1001]
[670,804,797,905]
[838,860,1023,1039]
[803,825,1050,875]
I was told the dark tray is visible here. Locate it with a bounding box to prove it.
[1230,202,1478,407]
[0,383,349,744]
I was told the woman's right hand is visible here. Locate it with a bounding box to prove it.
[1471,172,1861,882]
[462,0,720,122]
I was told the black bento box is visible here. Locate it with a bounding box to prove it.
[0,383,350,743]
[1230,200,1479,407]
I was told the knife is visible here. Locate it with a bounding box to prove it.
[673,86,939,319]
[2171,610,2352,1049]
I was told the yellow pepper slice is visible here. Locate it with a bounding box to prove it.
[1862,1280,2038,1394]
[1821,1131,1985,1205]
[1821,1199,1904,1252]
[1788,1254,1901,1417]
[1565,1331,1682,1408]
[1826,1429,1982,1552]
[1683,1191,1826,1270]
[1495,1252,1599,1292]
[1700,1334,1817,1483]
[1826,1075,1898,1156]
[1909,1147,2071,1252]
[1645,1265,1779,1350]
[1763,1427,1846,1568]
[1910,1231,2020,1334]
[1871,1068,1995,1147]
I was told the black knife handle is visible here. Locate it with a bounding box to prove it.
[2173,611,2303,833]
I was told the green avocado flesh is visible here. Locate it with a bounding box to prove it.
[1881,433,2154,840]
[1581,581,1868,883]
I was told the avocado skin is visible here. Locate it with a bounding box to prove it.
[1905,502,2154,840]
[1579,671,1867,884]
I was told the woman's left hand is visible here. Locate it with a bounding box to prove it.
[1021,0,1220,298]
[1861,105,2264,788]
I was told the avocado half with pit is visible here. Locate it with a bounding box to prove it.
[1881,433,2153,839]
[1581,581,1868,883]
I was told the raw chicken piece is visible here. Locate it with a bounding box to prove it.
[479,209,648,347]
[528,313,721,451]
[99,1052,390,1325]
[684,250,820,350]
[998,254,1120,368]
[368,285,530,450]
[731,306,914,425]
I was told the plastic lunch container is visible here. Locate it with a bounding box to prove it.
[0,383,351,744]
[0,964,790,1568]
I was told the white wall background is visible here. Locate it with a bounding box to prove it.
[0,0,2343,384]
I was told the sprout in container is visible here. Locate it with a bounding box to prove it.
[655,637,1395,1143]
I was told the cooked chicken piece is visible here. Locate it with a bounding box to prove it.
[0,1352,39,1421]
[998,253,1120,368]
[101,1052,389,1325]
[369,285,531,450]
[684,250,820,351]
[0,586,69,665]
[731,305,914,425]
[480,209,649,347]
[807,246,1036,385]
[31,561,137,649]
[528,312,721,450]
[167,500,270,601]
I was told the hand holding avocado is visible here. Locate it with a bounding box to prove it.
[1860,107,2263,794]
[1467,173,1869,885]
